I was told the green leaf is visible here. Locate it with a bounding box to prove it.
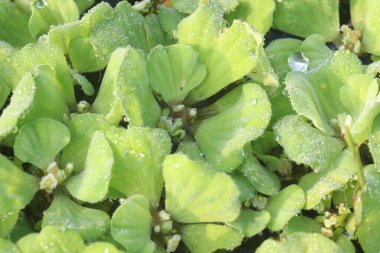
[274,115,345,172]
[181,224,243,253]
[144,14,173,51]
[226,0,275,34]
[351,0,380,55]
[336,235,356,253]
[163,153,240,223]
[0,210,18,238]
[340,74,380,144]
[106,127,171,206]
[369,116,380,171]
[157,5,187,37]
[83,243,121,253]
[93,47,161,127]
[66,131,113,203]
[231,174,256,203]
[0,154,39,215]
[70,70,94,96]
[0,238,20,253]
[171,0,239,13]
[307,50,362,121]
[48,2,150,72]
[14,119,70,169]
[283,216,321,235]
[257,232,344,253]
[62,113,113,170]
[195,83,271,172]
[0,72,35,141]
[17,225,85,253]
[29,0,79,38]
[285,71,334,135]
[248,46,279,89]
[42,194,110,241]
[357,165,380,253]
[226,209,270,238]
[177,1,262,102]
[299,150,355,209]
[0,43,75,105]
[9,212,35,242]
[111,195,155,253]
[273,0,340,41]
[0,0,35,47]
[265,184,305,232]
[75,0,95,13]
[239,146,280,196]
[176,140,205,161]
[266,38,303,82]
[146,44,206,104]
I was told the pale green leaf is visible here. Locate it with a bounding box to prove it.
[163,153,240,223]
[0,72,35,141]
[106,127,171,206]
[66,131,113,203]
[48,2,150,72]
[351,0,380,55]
[357,165,380,253]
[181,224,243,253]
[226,0,275,34]
[83,243,121,253]
[257,232,344,253]
[265,184,305,232]
[273,0,340,41]
[14,119,70,169]
[29,0,79,38]
[0,154,39,215]
[307,50,362,121]
[42,194,110,241]
[146,44,206,104]
[17,225,85,253]
[274,115,345,172]
[226,209,270,238]
[285,71,334,135]
[195,83,271,172]
[61,113,113,170]
[340,74,380,144]
[111,195,155,253]
[171,0,239,13]
[94,47,161,127]
[177,1,262,102]
[0,43,75,105]
[299,150,355,209]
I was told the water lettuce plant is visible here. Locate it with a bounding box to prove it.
[0,0,380,252]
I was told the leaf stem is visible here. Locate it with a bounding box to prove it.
[344,126,366,190]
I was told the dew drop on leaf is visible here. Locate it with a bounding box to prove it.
[36,0,47,8]
[288,52,309,72]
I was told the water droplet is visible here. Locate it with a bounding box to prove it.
[36,0,47,8]
[103,10,114,19]
[288,52,309,72]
